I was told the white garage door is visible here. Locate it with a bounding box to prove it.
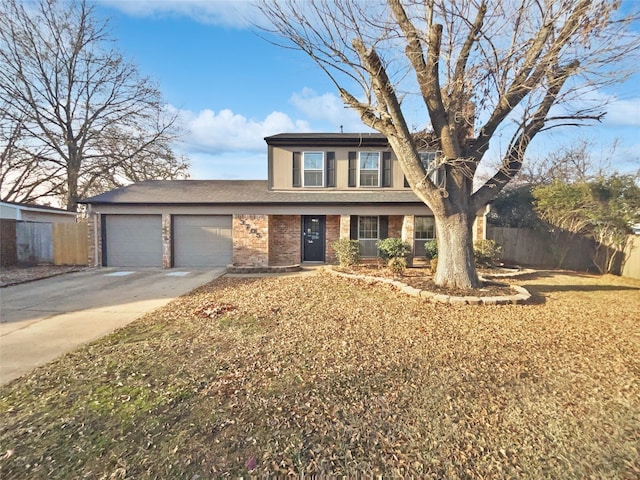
[173,215,232,267]
[105,215,162,267]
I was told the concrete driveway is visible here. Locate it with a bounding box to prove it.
[0,267,224,385]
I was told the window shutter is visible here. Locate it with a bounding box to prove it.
[326,151,336,187]
[348,151,357,187]
[350,215,358,240]
[379,216,389,239]
[382,152,392,187]
[292,152,301,187]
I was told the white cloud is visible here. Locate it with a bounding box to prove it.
[178,107,310,153]
[289,88,369,133]
[603,97,640,127]
[184,150,267,179]
[97,0,263,28]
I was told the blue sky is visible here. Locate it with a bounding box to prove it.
[93,0,640,181]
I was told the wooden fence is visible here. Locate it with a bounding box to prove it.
[621,236,640,280]
[487,226,640,279]
[16,221,53,264]
[53,222,88,265]
[0,220,87,266]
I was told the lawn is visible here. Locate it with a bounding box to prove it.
[1,270,638,478]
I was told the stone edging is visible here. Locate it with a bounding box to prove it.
[226,264,302,274]
[326,267,532,305]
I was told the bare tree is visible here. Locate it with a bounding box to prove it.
[257,0,639,288]
[0,107,64,204]
[0,0,189,212]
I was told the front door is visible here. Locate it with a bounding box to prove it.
[302,215,325,262]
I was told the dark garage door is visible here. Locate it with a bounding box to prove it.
[104,214,162,267]
[173,215,232,267]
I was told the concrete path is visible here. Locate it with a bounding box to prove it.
[0,267,225,385]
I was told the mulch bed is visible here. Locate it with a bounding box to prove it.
[335,265,515,297]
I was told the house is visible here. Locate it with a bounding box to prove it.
[0,201,79,267]
[80,133,487,268]
[0,200,77,223]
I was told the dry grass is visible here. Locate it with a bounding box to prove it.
[1,270,638,478]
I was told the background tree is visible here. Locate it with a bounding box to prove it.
[0,0,189,212]
[487,139,618,229]
[258,0,639,288]
[532,175,640,272]
[0,107,64,204]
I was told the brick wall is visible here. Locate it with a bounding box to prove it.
[233,214,269,266]
[268,215,300,265]
[388,215,403,238]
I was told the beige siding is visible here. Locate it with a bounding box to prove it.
[270,145,411,190]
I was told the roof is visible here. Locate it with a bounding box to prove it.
[0,200,76,215]
[80,180,425,206]
[265,132,390,148]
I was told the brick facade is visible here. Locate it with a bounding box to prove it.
[388,215,403,238]
[232,214,269,266]
[268,215,301,265]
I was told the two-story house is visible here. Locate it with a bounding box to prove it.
[81,133,487,268]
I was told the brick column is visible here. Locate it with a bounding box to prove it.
[339,215,351,239]
[402,215,415,266]
[162,214,172,268]
[87,213,102,267]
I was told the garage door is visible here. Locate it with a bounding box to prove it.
[173,215,232,267]
[105,215,162,267]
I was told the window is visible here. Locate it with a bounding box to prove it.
[303,152,324,187]
[359,152,380,187]
[414,216,436,257]
[358,215,379,257]
[419,151,443,186]
[415,216,435,239]
[358,216,379,239]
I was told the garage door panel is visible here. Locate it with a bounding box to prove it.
[105,215,162,267]
[174,215,232,267]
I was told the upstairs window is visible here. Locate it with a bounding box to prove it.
[405,151,442,188]
[303,152,324,187]
[419,151,443,186]
[359,152,380,187]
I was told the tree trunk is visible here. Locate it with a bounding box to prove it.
[433,211,480,289]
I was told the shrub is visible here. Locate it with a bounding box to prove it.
[424,239,438,259]
[474,239,502,267]
[387,257,407,275]
[376,237,411,261]
[331,239,360,267]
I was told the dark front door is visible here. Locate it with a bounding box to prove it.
[303,215,325,262]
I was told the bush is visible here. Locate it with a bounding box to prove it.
[377,237,411,262]
[331,239,360,267]
[424,239,438,259]
[474,239,502,267]
[387,257,407,275]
